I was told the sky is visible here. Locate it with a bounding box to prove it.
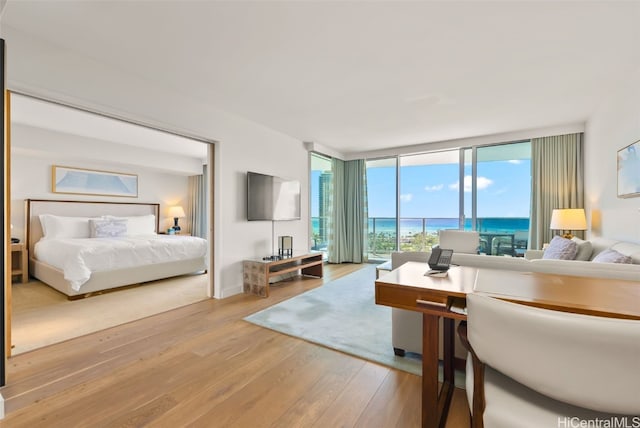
[311,159,531,219]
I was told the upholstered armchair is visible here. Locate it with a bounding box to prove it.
[437,229,480,254]
[391,230,480,358]
[459,293,640,428]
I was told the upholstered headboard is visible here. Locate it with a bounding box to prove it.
[26,199,160,258]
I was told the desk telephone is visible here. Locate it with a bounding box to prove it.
[428,248,453,271]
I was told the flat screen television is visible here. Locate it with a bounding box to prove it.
[247,171,301,221]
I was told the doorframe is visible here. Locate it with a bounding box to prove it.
[2,90,218,357]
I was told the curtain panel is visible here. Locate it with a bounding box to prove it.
[530,133,584,249]
[188,165,208,239]
[328,159,368,263]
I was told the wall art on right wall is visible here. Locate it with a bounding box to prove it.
[617,139,640,198]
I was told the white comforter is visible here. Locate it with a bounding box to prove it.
[34,235,207,291]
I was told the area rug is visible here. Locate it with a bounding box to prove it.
[245,264,465,386]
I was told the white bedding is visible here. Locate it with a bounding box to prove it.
[34,235,207,291]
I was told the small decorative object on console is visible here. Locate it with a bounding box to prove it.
[278,235,293,257]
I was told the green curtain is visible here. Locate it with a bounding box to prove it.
[530,133,584,249]
[188,165,208,239]
[328,159,368,263]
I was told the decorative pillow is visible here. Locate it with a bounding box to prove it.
[543,236,578,260]
[105,214,156,235]
[571,237,593,261]
[592,249,633,264]
[89,219,128,238]
[39,214,95,239]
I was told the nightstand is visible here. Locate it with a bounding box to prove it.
[11,242,28,284]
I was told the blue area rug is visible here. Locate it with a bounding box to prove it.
[244,264,424,375]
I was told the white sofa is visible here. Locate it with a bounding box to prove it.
[390,237,640,358]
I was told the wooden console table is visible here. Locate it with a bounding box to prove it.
[243,252,323,297]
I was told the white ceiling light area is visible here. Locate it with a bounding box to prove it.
[2,1,639,154]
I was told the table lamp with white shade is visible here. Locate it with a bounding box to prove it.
[550,208,587,239]
[168,206,186,233]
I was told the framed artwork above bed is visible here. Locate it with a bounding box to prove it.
[52,165,138,198]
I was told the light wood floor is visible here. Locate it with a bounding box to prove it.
[0,263,470,428]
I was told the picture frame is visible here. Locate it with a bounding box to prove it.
[52,165,138,198]
[617,140,640,198]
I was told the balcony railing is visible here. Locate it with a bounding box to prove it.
[312,216,530,259]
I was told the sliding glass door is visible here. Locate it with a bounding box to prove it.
[399,150,461,251]
[475,142,531,256]
[365,158,397,261]
[310,153,332,258]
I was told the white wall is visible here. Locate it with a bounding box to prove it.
[584,68,640,244]
[11,153,191,241]
[2,25,310,298]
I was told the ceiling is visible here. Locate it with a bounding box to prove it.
[2,1,639,155]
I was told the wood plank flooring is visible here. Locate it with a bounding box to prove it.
[0,263,470,427]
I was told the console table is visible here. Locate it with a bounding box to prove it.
[243,252,323,297]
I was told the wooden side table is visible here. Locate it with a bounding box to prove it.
[11,242,28,284]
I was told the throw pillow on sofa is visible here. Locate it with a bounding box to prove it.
[543,236,578,260]
[571,237,593,261]
[592,249,633,264]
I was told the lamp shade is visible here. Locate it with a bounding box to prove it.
[550,209,587,231]
[168,206,186,218]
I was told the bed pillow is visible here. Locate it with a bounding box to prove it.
[105,214,156,235]
[592,249,633,264]
[571,237,593,261]
[542,236,578,260]
[39,214,94,239]
[89,218,128,238]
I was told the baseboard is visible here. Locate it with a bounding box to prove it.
[0,391,5,419]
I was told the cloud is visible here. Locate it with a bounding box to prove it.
[507,160,522,164]
[424,184,444,192]
[400,193,413,202]
[449,175,494,192]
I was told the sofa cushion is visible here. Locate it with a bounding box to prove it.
[592,249,633,264]
[542,236,577,260]
[571,237,593,261]
[608,242,640,264]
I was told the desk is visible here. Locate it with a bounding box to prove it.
[375,263,640,428]
[376,264,477,428]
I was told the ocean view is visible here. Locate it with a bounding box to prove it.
[312,217,530,236]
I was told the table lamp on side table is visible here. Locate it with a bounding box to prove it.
[168,206,186,233]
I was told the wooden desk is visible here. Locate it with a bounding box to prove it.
[375,262,640,428]
[376,263,477,428]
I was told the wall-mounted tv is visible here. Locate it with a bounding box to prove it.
[247,171,301,221]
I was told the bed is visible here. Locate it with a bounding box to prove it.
[27,199,208,298]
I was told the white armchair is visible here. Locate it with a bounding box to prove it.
[461,293,640,428]
[437,229,480,254]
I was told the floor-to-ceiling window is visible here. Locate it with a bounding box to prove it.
[365,157,397,261]
[399,150,461,251]
[310,153,332,258]
[363,141,532,260]
[474,141,531,256]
